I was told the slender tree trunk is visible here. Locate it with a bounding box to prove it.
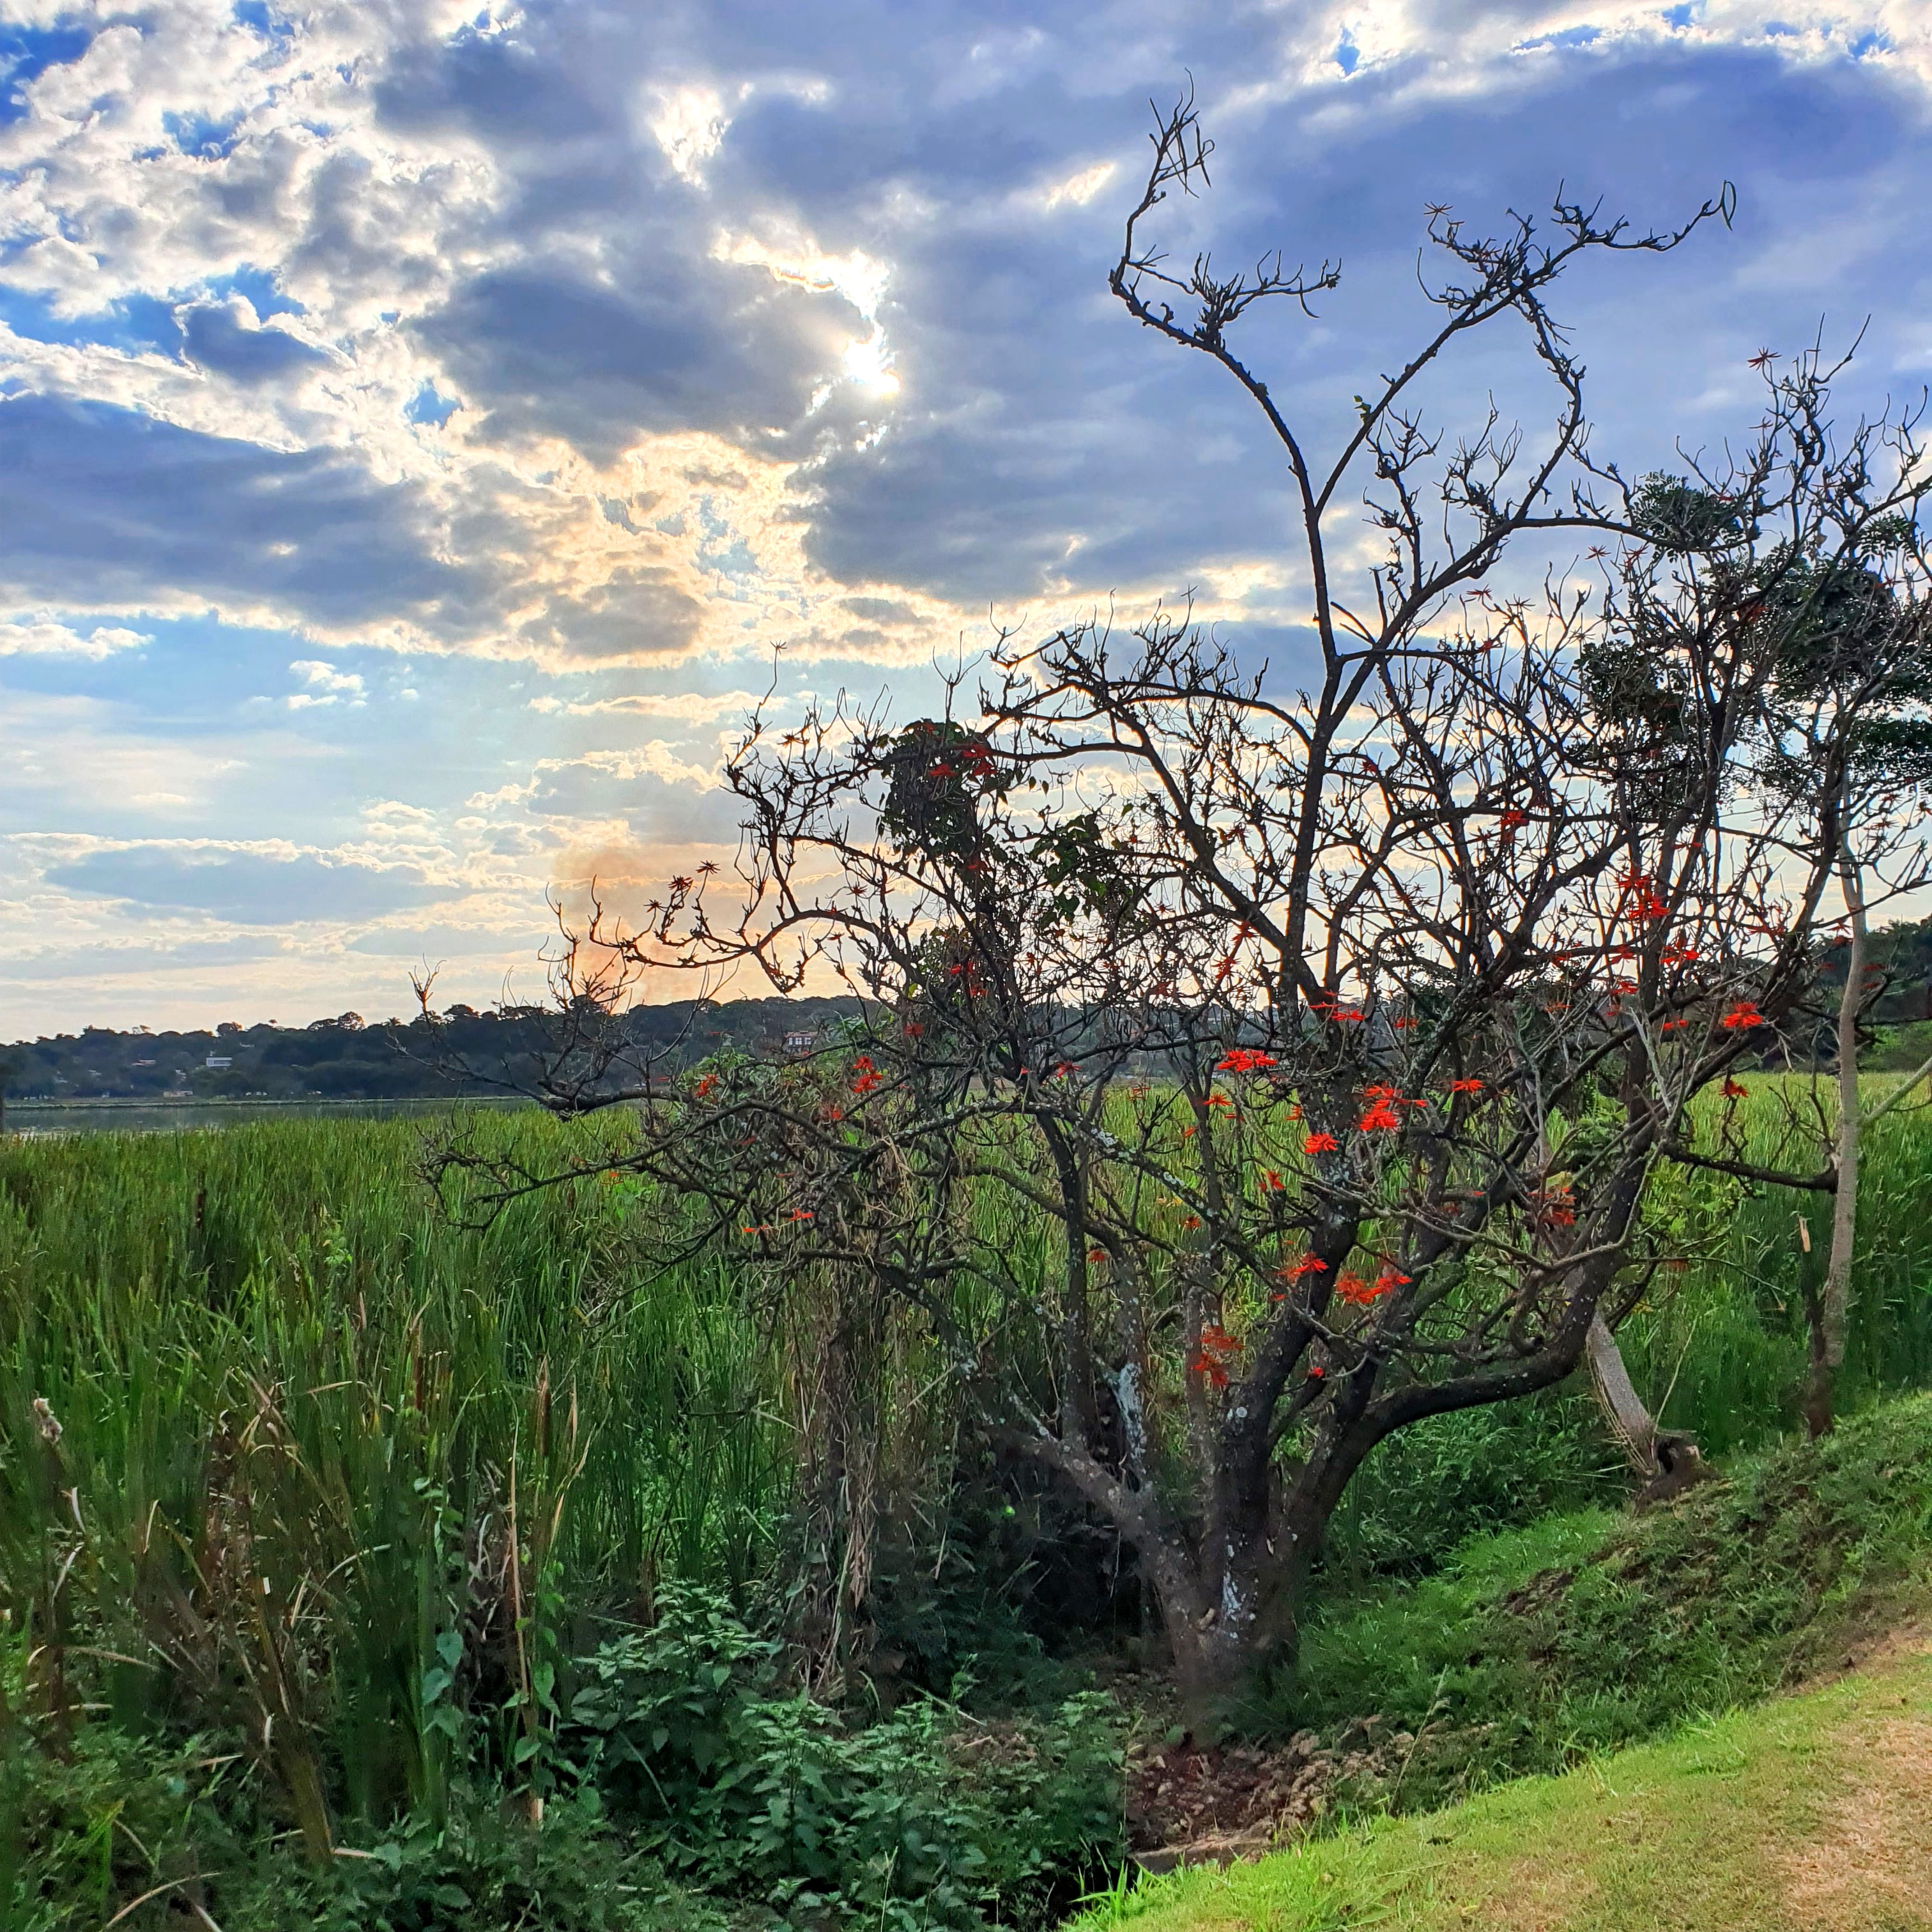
[1811,839,1868,1438]
[1585,1313,1657,1471]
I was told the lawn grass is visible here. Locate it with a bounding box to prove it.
[1076,1634,1932,1930]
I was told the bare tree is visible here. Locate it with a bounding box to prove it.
[434,102,1929,1719]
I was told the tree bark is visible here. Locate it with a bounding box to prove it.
[1585,1313,1658,1472]
[1813,838,1869,1438]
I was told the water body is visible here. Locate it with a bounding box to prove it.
[4,1096,533,1136]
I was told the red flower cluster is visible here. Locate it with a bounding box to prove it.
[1215,1047,1278,1073]
[692,1072,718,1100]
[1303,1130,1340,1155]
[1191,1322,1244,1390]
[1358,1101,1403,1133]
[1719,1000,1765,1031]
[851,1055,883,1095]
[1280,1254,1329,1280]
[1338,1263,1411,1305]
[1262,1169,1285,1192]
[1530,1185,1576,1228]
[1499,807,1529,831]
[1722,1076,1748,1100]
[1448,1077,1484,1094]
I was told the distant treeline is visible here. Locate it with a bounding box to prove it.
[8,912,1932,1105]
[0,995,864,1103]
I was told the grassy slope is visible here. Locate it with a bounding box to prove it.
[1079,1634,1932,1931]
[1092,1395,1932,1929]
[1267,1394,1932,1811]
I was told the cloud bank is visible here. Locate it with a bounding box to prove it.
[3,0,1928,1028]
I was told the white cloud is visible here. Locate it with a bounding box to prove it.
[650,82,732,183]
[0,619,150,658]
[287,659,367,707]
[1041,160,1117,210]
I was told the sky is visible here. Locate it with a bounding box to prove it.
[1,0,1929,1035]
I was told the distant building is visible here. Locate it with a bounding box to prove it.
[204,1054,233,1070]
[783,1030,817,1052]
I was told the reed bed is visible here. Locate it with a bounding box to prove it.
[0,1110,786,1832]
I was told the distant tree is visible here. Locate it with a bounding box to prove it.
[433,102,1928,1717]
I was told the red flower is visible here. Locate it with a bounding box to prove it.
[1448,1077,1484,1093]
[1216,1047,1278,1073]
[1719,1001,1765,1031]
[1303,1130,1340,1154]
[1180,1213,1202,1230]
[1086,1246,1107,1263]
[1263,1169,1284,1191]
[1208,1092,1234,1110]
[693,1073,718,1099]
[1280,1254,1328,1280]
[787,1208,814,1222]
[1192,1322,1244,1390]
[1335,1271,1376,1304]
[1307,1363,1325,1378]
[1358,1103,1402,1132]
[1722,1077,1748,1100]
[1375,1269,1412,1295]
[1499,808,1529,830]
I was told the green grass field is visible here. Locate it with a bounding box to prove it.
[2,1078,1931,1926]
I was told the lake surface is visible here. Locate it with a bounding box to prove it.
[3,1096,534,1136]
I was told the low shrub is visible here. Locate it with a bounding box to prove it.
[563,1583,1126,1929]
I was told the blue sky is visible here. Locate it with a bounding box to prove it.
[1,0,1928,1032]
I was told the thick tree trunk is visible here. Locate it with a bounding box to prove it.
[1156,1527,1298,1737]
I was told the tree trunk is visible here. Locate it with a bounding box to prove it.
[1814,839,1867,1437]
[1584,1313,1658,1473]
[1156,1528,1295,1738]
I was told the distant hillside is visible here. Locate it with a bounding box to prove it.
[0,996,863,1104]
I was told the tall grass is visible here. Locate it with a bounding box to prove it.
[0,1111,785,1833]
[1619,1073,1932,1455]
[2,1080,1929,1848]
